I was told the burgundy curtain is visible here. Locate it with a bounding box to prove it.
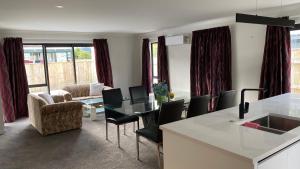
[2,38,29,122]
[141,39,152,95]
[93,39,114,87]
[157,36,170,89]
[0,43,15,122]
[190,26,232,110]
[259,26,291,99]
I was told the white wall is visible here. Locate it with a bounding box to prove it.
[0,30,141,97]
[168,44,191,94]
[232,23,266,102]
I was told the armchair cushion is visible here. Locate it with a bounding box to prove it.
[38,93,54,104]
[40,101,82,116]
[90,83,105,96]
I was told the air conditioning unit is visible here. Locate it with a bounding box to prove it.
[165,35,190,46]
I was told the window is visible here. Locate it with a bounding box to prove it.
[74,47,97,84]
[23,44,96,92]
[23,45,47,92]
[46,46,75,90]
[151,42,158,84]
[291,30,300,93]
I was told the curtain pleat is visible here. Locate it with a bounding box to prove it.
[93,39,114,87]
[157,36,170,90]
[2,38,29,122]
[259,26,291,99]
[141,39,152,95]
[190,26,232,110]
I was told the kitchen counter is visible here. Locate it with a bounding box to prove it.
[160,93,300,167]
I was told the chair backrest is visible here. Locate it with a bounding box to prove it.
[129,86,148,103]
[215,90,237,111]
[187,95,210,118]
[158,99,184,125]
[102,88,123,106]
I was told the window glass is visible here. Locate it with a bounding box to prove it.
[74,47,97,84]
[29,87,48,93]
[291,30,300,93]
[46,47,75,90]
[23,45,46,85]
[151,43,159,84]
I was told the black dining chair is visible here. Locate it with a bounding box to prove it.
[129,85,157,129]
[215,90,237,111]
[186,95,210,118]
[102,88,139,148]
[129,86,148,103]
[136,99,184,167]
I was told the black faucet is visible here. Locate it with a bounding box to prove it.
[239,88,265,119]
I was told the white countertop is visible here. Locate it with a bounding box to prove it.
[160,93,300,163]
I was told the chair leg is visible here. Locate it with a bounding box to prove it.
[105,121,108,140]
[117,125,120,148]
[133,122,135,132]
[124,124,126,135]
[137,120,140,130]
[157,144,161,168]
[136,133,140,160]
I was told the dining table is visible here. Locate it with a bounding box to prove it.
[104,95,190,128]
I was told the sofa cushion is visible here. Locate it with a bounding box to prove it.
[63,84,90,98]
[90,83,104,96]
[38,93,54,104]
[72,96,101,101]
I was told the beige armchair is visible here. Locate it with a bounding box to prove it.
[28,93,83,136]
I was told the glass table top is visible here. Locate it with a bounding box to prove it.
[104,96,189,116]
[80,98,104,105]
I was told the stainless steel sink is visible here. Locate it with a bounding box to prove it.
[247,114,300,135]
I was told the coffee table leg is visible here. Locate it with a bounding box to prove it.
[90,106,97,121]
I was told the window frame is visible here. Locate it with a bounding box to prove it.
[151,42,158,84]
[290,28,300,93]
[23,43,93,93]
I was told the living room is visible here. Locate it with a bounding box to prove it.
[1,0,300,169]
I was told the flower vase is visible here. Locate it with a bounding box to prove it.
[157,95,167,105]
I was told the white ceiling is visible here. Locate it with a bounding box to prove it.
[0,0,300,33]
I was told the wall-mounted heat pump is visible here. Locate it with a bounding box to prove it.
[165,35,190,46]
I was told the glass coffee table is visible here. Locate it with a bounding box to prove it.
[80,98,104,121]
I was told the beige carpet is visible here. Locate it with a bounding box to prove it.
[0,115,159,169]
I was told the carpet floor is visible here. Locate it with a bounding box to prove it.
[0,115,159,169]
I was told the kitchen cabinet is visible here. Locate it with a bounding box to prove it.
[258,141,300,169]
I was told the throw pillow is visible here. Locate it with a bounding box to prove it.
[38,93,55,105]
[90,83,105,96]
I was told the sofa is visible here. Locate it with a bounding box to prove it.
[62,84,112,101]
[28,93,83,136]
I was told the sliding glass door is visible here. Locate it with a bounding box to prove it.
[23,45,48,92]
[23,44,97,93]
[46,46,75,90]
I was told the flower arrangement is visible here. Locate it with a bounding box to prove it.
[153,82,169,103]
[153,82,168,97]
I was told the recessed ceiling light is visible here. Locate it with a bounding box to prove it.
[56,5,64,9]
